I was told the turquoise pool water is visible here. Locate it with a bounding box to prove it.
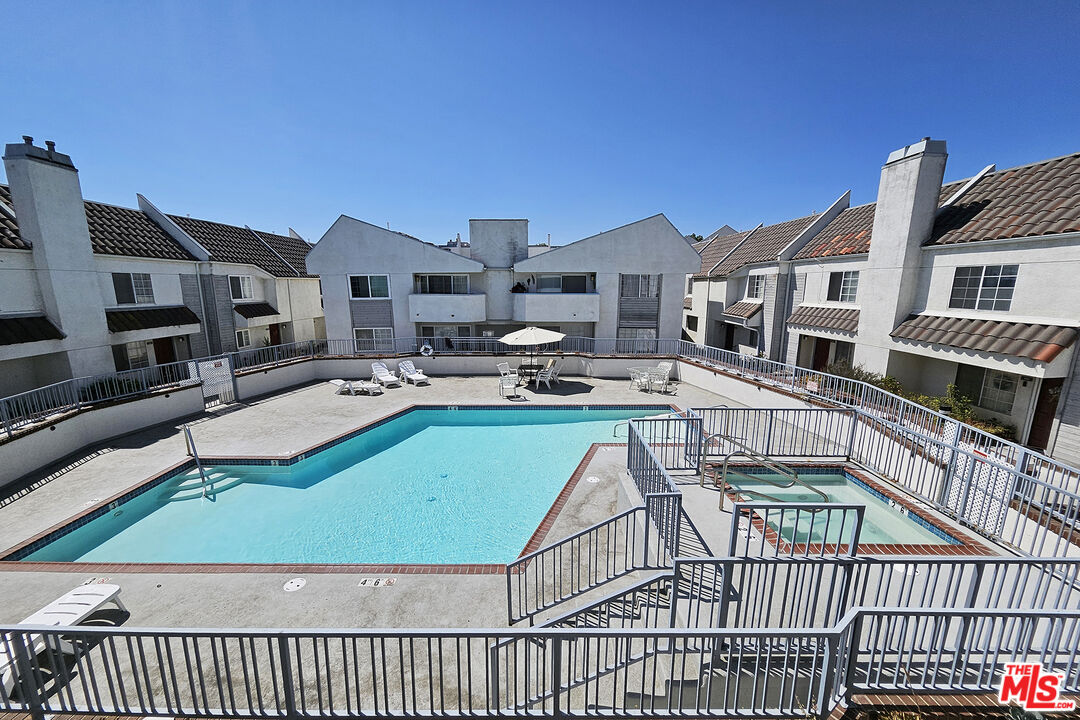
[730,472,956,546]
[25,407,668,565]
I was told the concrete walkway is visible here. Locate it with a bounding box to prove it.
[0,376,738,629]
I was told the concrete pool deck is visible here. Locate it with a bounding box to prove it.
[0,376,739,628]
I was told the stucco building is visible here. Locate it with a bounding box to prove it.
[685,139,1080,461]
[0,137,323,396]
[306,214,701,348]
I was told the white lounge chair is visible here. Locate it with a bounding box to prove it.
[2,584,127,699]
[371,362,402,388]
[328,379,352,395]
[397,360,430,385]
[499,374,519,398]
[329,379,383,396]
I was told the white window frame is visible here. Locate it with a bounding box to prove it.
[126,341,150,369]
[537,275,563,293]
[949,265,1018,311]
[230,275,254,301]
[349,274,391,300]
[415,274,469,294]
[112,272,155,305]
[980,369,1018,414]
[747,275,765,299]
[827,270,859,303]
[353,327,394,351]
[620,274,659,298]
[235,329,252,349]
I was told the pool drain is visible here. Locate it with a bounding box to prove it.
[283,578,306,592]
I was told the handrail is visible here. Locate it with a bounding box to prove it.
[699,431,795,485]
[183,425,210,499]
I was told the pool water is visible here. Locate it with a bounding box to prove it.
[26,407,668,565]
[729,473,955,546]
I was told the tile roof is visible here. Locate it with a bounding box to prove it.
[254,231,315,277]
[705,224,738,242]
[890,314,1078,363]
[693,231,750,278]
[0,185,26,250]
[105,306,201,333]
[787,305,861,334]
[710,214,819,277]
[722,300,763,320]
[930,153,1080,246]
[0,315,64,345]
[793,203,876,260]
[167,215,301,277]
[84,200,195,260]
[683,296,692,309]
[234,302,280,319]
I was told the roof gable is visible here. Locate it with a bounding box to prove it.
[306,215,485,273]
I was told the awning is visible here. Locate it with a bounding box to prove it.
[106,306,201,333]
[0,315,64,345]
[723,301,763,320]
[891,314,1078,363]
[234,302,280,319]
[787,305,860,334]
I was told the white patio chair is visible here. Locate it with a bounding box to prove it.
[350,380,383,395]
[2,584,127,699]
[651,361,674,393]
[550,359,564,383]
[496,362,519,382]
[371,362,402,388]
[499,375,519,398]
[628,368,650,391]
[533,367,555,390]
[397,360,430,385]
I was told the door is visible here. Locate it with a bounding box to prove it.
[811,338,831,371]
[268,323,282,346]
[723,324,736,352]
[153,337,177,365]
[1027,378,1064,451]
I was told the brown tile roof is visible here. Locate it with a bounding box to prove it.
[234,302,280,319]
[105,306,201,333]
[0,185,26,250]
[787,305,860,333]
[930,153,1080,245]
[168,215,300,277]
[793,203,876,260]
[683,296,692,309]
[0,315,64,345]
[722,300,763,320]
[711,214,819,277]
[255,231,315,277]
[84,200,195,260]
[890,314,1078,363]
[693,231,750,278]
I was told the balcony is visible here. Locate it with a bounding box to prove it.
[407,293,487,324]
[513,292,600,323]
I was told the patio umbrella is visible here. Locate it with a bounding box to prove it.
[499,326,566,366]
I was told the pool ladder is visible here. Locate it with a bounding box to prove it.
[699,431,828,510]
[183,425,211,499]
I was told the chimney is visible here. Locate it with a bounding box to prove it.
[854,138,948,373]
[3,138,113,377]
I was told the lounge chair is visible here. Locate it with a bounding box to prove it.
[328,379,383,396]
[397,360,430,385]
[499,375,519,398]
[2,584,127,699]
[328,379,352,395]
[371,362,402,388]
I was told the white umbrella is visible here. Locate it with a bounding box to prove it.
[499,326,566,366]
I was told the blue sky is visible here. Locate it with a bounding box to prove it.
[3,1,1078,244]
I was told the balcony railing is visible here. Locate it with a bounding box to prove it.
[512,292,600,323]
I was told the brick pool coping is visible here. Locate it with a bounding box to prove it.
[0,404,678,575]
[716,462,992,556]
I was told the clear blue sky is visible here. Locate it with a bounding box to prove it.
[3,1,1078,244]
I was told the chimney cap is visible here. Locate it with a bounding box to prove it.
[22,136,33,145]
[45,140,56,153]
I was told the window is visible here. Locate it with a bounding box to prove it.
[112,273,154,304]
[415,275,468,294]
[747,275,765,299]
[686,315,698,332]
[230,275,253,300]
[353,327,394,351]
[949,265,1017,311]
[955,365,1019,414]
[236,329,251,348]
[618,328,657,339]
[827,271,859,303]
[620,274,660,298]
[537,274,588,293]
[349,274,390,299]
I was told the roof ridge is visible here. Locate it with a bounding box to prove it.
[246,225,300,277]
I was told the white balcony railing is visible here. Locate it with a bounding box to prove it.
[512,292,600,323]
[406,293,486,323]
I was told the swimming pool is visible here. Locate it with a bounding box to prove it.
[728,468,962,547]
[20,406,670,565]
